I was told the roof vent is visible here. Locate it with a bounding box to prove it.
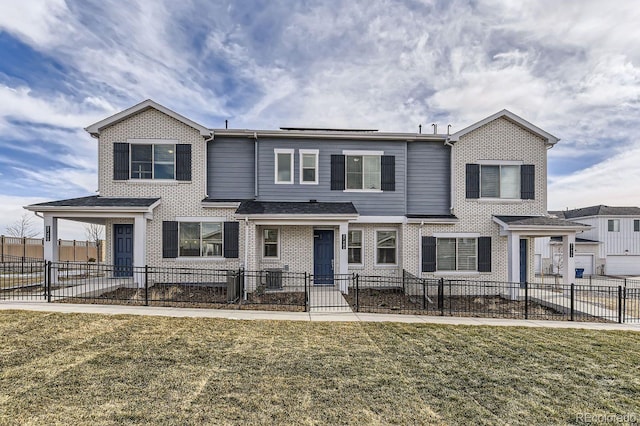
[309,199,318,203]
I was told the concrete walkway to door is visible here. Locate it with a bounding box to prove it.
[2,300,640,331]
[308,286,352,313]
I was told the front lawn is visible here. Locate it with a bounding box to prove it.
[0,311,638,425]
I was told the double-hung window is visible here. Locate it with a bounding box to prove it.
[275,149,294,184]
[437,238,477,271]
[348,230,363,264]
[346,155,381,190]
[376,230,396,264]
[299,149,319,184]
[608,219,620,232]
[178,222,223,257]
[480,165,520,199]
[635,220,640,232]
[131,144,175,180]
[263,228,279,258]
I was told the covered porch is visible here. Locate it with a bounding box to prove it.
[24,196,161,285]
[235,200,359,293]
[493,215,591,298]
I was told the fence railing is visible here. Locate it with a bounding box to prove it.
[1,262,639,323]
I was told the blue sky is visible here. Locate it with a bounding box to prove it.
[1,0,640,239]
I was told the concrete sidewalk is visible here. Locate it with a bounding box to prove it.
[1,300,639,331]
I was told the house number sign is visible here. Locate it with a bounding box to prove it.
[342,234,346,249]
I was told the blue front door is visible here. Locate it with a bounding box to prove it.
[314,230,334,285]
[114,224,133,277]
[519,238,528,285]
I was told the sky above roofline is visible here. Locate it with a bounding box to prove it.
[1,0,640,239]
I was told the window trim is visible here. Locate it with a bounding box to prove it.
[344,150,384,192]
[299,149,319,185]
[262,227,280,259]
[128,139,178,181]
[375,228,397,266]
[177,220,224,258]
[608,219,620,232]
[347,229,364,266]
[436,237,479,272]
[274,149,294,184]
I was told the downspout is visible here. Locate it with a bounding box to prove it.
[204,132,214,198]
[253,132,258,199]
[444,137,455,216]
[244,216,249,300]
[418,220,424,278]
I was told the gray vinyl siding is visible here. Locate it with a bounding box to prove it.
[406,142,451,215]
[207,138,255,199]
[257,138,406,216]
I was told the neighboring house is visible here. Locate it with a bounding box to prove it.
[25,100,588,290]
[536,206,640,276]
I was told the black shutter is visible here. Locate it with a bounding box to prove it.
[176,144,192,181]
[466,163,480,199]
[381,155,395,191]
[223,221,239,258]
[478,237,492,272]
[422,236,436,272]
[521,164,535,199]
[331,154,345,190]
[113,143,130,180]
[162,221,178,258]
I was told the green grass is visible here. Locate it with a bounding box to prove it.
[0,311,639,425]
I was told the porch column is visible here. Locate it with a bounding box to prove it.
[43,214,59,284]
[244,221,257,293]
[338,222,349,293]
[133,215,146,287]
[561,233,576,284]
[507,231,521,300]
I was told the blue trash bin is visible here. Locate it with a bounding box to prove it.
[575,268,584,278]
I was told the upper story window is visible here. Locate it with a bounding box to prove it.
[347,155,381,190]
[179,221,223,257]
[466,163,534,200]
[299,149,319,184]
[113,140,191,182]
[635,220,639,232]
[608,219,620,232]
[131,144,175,180]
[275,149,294,184]
[480,165,520,199]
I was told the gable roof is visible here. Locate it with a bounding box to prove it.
[558,205,640,219]
[448,109,559,146]
[85,99,211,137]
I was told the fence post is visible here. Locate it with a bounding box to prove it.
[618,285,623,324]
[570,283,575,321]
[144,265,149,306]
[422,280,426,310]
[438,278,444,316]
[524,281,529,320]
[304,272,308,312]
[1,235,4,262]
[355,274,359,313]
[46,261,52,303]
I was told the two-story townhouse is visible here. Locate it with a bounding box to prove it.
[26,100,588,291]
[536,206,640,276]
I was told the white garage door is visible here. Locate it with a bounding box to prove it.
[574,254,594,275]
[607,255,640,276]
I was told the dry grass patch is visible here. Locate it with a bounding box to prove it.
[0,311,639,425]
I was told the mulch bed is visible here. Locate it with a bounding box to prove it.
[58,284,306,312]
[344,288,611,322]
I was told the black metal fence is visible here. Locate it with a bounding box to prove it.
[1,261,639,323]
